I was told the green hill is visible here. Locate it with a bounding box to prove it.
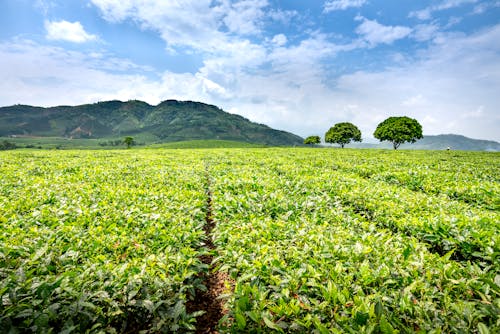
[0,100,303,146]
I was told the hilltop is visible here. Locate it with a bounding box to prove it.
[0,100,303,146]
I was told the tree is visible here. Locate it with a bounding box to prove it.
[0,140,17,151]
[123,136,135,149]
[304,135,321,145]
[373,116,423,150]
[325,122,362,148]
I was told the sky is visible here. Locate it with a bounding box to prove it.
[1,0,499,141]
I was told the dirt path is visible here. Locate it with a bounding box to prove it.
[187,171,228,333]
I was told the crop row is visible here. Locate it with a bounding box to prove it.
[0,148,498,333]
[306,162,497,267]
[261,149,499,266]
[327,171,498,265]
[295,149,499,210]
[0,151,209,332]
[208,149,499,333]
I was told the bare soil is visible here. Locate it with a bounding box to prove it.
[186,177,229,333]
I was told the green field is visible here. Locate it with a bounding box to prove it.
[0,148,498,333]
[0,137,266,150]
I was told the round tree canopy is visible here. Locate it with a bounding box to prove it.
[373,116,423,149]
[325,122,362,148]
[304,135,321,145]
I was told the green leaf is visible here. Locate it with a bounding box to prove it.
[35,313,49,329]
[374,300,383,318]
[263,316,282,332]
[237,295,250,312]
[402,246,411,260]
[32,245,48,263]
[477,323,490,334]
[313,318,331,334]
[379,316,397,334]
[235,312,246,330]
[247,310,259,323]
[355,311,369,326]
[172,300,185,319]
[442,248,456,261]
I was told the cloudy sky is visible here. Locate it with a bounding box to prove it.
[1,0,499,141]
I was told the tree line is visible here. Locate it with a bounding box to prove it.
[304,116,423,150]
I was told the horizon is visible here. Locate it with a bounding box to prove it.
[1,1,499,142]
[2,98,499,144]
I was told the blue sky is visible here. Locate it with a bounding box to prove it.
[1,0,499,141]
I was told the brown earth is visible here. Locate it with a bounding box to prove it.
[186,175,231,333]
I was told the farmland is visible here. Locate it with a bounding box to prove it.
[0,148,499,333]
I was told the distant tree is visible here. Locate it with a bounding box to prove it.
[123,136,135,149]
[304,135,321,145]
[374,116,423,150]
[325,122,362,148]
[0,140,17,151]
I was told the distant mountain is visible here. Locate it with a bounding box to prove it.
[0,100,303,146]
[404,134,500,151]
[350,134,500,151]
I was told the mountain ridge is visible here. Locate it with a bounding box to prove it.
[349,134,500,151]
[0,100,303,146]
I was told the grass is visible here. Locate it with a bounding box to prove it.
[1,136,106,149]
[1,137,268,150]
[148,139,266,149]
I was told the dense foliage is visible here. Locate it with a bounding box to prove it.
[325,122,362,148]
[1,148,498,332]
[0,151,208,332]
[0,100,303,146]
[209,149,498,333]
[0,140,17,150]
[304,136,321,145]
[374,116,423,149]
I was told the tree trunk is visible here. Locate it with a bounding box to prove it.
[341,144,345,148]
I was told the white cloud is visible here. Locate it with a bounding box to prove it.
[267,9,298,24]
[267,33,348,69]
[90,0,224,51]
[196,23,500,140]
[0,40,145,106]
[444,16,463,28]
[434,0,478,10]
[409,0,478,20]
[401,94,427,107]
[2,11,500,143]
[473,1,500,14]
[332,24,500,141]
[355,17,412,46]
[89,0,271,52]
[222,0,269,35]
[324,0,367,12]
[271,34,287,46]
[45,20,97,43]
[412,23,440,42]
[409,9,432,21]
